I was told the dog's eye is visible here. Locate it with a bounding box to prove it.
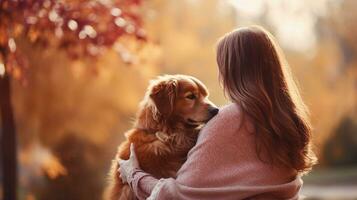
[186,94,196,100]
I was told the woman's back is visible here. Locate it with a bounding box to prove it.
[175,103,301,199]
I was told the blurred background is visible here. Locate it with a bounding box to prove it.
[0,0,357,199]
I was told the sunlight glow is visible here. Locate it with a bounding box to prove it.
[229,0,329,52]
[0,63,5,77]
[228,0,265,18]
[67,19,78,31]
[8,38,16,52]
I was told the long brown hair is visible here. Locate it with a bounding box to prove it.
[216,26,316,173]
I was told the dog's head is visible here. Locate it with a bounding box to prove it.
[147,75,218,128]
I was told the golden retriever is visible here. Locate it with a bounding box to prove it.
[104,74,218,200]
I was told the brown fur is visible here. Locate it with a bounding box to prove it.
[104,75,217,200]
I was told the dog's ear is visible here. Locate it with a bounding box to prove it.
[150,79,178,117]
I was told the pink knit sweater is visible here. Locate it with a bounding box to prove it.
[128,103,302,200]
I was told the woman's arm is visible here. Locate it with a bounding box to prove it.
[128,170,158,200]
[118,144,159,199]
[119,142,301,200]
[127,171,302,200]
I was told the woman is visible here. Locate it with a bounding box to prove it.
[119,26,317,200]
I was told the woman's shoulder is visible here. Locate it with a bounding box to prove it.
[197,103,246,140]
[205,103,242,128]
[220,103,241,116]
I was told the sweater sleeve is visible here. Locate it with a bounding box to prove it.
[127,170,159,200]
[131,175,302,200]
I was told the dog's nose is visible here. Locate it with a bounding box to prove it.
[209,107,219,116]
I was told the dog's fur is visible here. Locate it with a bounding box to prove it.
[104,75,218,200]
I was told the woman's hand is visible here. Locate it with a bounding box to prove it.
[118,143,140,183]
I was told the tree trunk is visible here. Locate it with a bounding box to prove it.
[0,74,17,200]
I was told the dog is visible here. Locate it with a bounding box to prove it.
[104,74,218,200]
